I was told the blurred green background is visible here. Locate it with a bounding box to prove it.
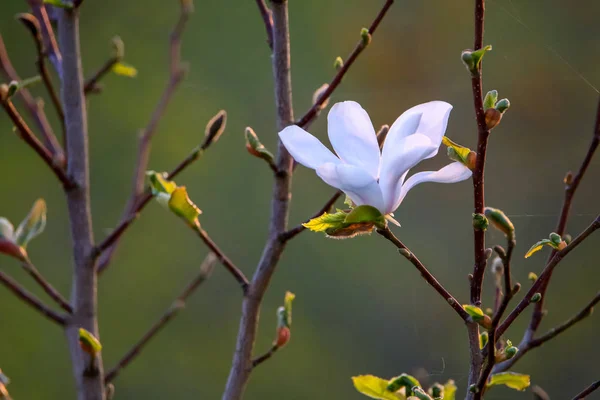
[1,0,599,399]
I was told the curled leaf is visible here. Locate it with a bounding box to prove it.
[443,136,474,169]
[487,372,530,391]
[168,187,202,224]
[78,328,102,355]
[352,375,405,400]
[524,232,566,258]
[111,61,137,77]
[15,199,46,248]
[463,304,485,320]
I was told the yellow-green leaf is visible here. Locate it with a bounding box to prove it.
[443,380,457,400]
[15,199,46,248]
[352,375,405,400]
[463,304,485,320]
[442,136,472,165]
[484,207,515,239]
[283,291,295,327]
[344,205,386,228]
[303,211,347,232]
[524,239,556,258]
[78,328,102,355]
[487,372,530,391]
[112,61,138,77]
[168,187,202,224]
[147,171,177,195]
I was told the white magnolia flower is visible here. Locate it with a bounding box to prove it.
[279,101,472,217]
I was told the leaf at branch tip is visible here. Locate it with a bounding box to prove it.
[283,291,295,327]
[43,0,74,9]
[111,36,125,59]
[487,372,530,391]
[245,127,274,165]
[484,207,515,239]
[352,375,406,400]
[443,380,457,400]
[147,171,177,196]
[203,110,227,149]
[442,136,476,170]
[462,304,484,320]
[111,62,137,78]
[303,211,347,232]
[303,206,386,239]
[524,232,566,258]
[15,199,46,248]
[312,83,330,109]
[168,186,202,224]
[78,328,102,355]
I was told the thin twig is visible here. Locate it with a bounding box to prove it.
[97,2,191,273]
[377,227,470,322]
[254,0,274,49]
[0,96,72,188]
[84,56,119,93]
[0,34,64,160]
[280,190,342,241]
[16,13,65,144]
[252,345,278,368]
[22,261,72,313]
[496,216,600,339]
[525,96,600,342]
[571,380,600,400]
[26,0,62,73]
[191,221,249,292]
[104,253,216,383]
[0,269,66,325]
[295,0,394,128]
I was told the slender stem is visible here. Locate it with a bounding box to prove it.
[377,227,470,321]
[96,146,205,273]
[252,345,278,368]
[222,2,295,399]
[0,97,72,188]
[58,7,105,400]
[525,97,600,341]
[104,253,216,383]
[280,190,342,241]
[97,3,191,274]
[26,0,62,73]
[22,261,72,313]
[254,0,274,49]
[0,269,66,325]
[0,34,63,160]
[496,216,600,339]
[84,57,119,93]
[295,0,394,128]
[572,380,600,400]
[191,222,249,291]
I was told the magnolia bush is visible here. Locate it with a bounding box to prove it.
[0,0,598,400]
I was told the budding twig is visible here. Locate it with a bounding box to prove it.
[252,344,279,368]
[22,261,72,313]
[104,253,216,383]
[571,380,600,400]
[254,0,274,49]
[0,269,66,325]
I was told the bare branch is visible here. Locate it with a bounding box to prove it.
[22,261,72,313]
[105,253,216,383]
[254,0,274,49]
[377,227,470,322]
[0,34,64,161]
[84,56,119,94]
[0,269,66,325]
[26,0,62,73]
[252,345,278,368]
[571,380,600,400]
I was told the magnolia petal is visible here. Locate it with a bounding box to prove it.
[394,161,472,210]
[327,101,380,178]
[278,125,340,169]
[379,133,438,214]
[386,101,453,154]
[316,163,385,212]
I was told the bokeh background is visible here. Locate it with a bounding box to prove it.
[1,0,599,399]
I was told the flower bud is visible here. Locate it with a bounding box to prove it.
[472,213,489,231]
[111,36,125,59]
[480,331,489,349]
[562,234,572,245]
[495,98,510,113]
[461,45,492,74]
[334,56,344,70]
[312,83,330,110]
[360,28,372,47]
[376,124,390,149]
[564,171,573,185]
[468,384,479,393]
[504,346,519,359]
[245,127,275,165]
[531,292,542,303]
[7,81,19,97]
[398,248,412,258]
[275,326,291,348]
[484,207,515,239]
[78,328,102,356]
[511,283,521,295]
[429,383,444,399]
[483,90,498,110]
[528,272,538,282]
[0,218,14,240]
[202,110,227,149]
[0,84,9,100]
[485,108,502,130]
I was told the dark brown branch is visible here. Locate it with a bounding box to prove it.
[191,221,249,292]
[280,190,342,241]
[84,57,119,93]
[295,0,394,128]
[0,269,66,325]
[525,96,600,341]
[16,13,65,141]
[377,227,470,322]
[26,0,62,73]
[104,253,216,383]
[496,216,600,339]
[254,0,274,49]
[22,261,72,313]
[252,345,278,368]
[97,2,192,272]
[0,96,72,188]
[0,34,64,160]
[571,380,600,400]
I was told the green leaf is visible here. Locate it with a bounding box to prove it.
[78,328,102,355]
[443,380,457,400]
[43,0,74,8]
[525,239,558,258]
[487,372,530,391]
[303,211,347,232]
[14,199,46,248]
[0,218,14,241]
[283,291,295,326]
[352,375,405,400]
[111,61,138,77]
[462,304,485,320]
[146,171,177,195]
[484,207,515,239]
[344,205,385,228]
[304,206,387,239]
[168,187,202,224]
